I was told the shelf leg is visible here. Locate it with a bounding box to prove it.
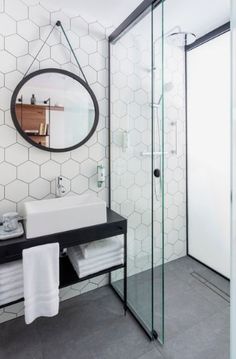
[124,232,127,315]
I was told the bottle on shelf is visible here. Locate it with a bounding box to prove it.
[31,94,36,105]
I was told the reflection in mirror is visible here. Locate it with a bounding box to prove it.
[12,70,98,151]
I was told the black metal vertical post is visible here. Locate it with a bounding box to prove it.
[124,232,127,314]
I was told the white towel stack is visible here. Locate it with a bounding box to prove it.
[0,260,23,306]
[67,238,124,278]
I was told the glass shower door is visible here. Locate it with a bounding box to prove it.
[109,1,165,341]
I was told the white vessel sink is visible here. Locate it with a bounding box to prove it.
[23,194,107,239]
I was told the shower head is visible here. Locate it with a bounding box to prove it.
[166,31,197,47]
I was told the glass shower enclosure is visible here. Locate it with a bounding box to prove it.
[109,0,165,342]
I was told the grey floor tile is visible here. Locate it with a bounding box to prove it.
[137,348,164,358]
[157,308,230,359]
[0,318,43,359]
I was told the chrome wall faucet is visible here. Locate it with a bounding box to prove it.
[56,176,66,198]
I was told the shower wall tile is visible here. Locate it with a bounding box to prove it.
[0,1,110,323]
[111,33,186,277]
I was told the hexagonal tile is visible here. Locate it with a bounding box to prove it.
[0,125,16,147]
[0,162,16,185]
[51,11,70,30]
[113,186,127,205]
[51,152,70,164]
[5,0,28,21]
[40,25,61,46]
[5,71,22,91]
[71,175,88,194]
[128,158,141,174]
[17,19,39,41]
[5,34,28,57]
[0,14,16,36]
[0,51,16,73]
[74,49,89,67]
[17,54,39,73]
[0,185,4,200]
[0,148,4,163]
[89,22,105,40]
[29,178,50,199]
[18,161,39,183]
[51,44,70,65]
[89,53,105,71]
[80,36,97,55]
[129,212,141,229]
[84,66,97,84]
[120,200,134,217]
[0,199,16,216]
[5,143,28,165]
[5,180,28,202]
[89,143,105,162]
[29,5,50,26]
[61,159,79,179]
[29,147,50,164]
[168,205,178,220]
[71,16,88,37]
[71,146,89,163]
[113,100,127,118]
[29,40,50,61]
[91,83,105,101]
[41,160,60,180]
[80,158,97,178]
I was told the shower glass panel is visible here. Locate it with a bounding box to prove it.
[110,1,164,341]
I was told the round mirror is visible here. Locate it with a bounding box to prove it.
[11,69,99,152]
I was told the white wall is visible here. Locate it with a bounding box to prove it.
[0,1,109,323]
[187,32,231,278]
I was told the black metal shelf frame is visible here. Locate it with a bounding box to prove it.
[0,209,128,312]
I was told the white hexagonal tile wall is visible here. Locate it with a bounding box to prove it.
[61,159,79,179]
[80,36,97,54]
[0,126,16,147]
[29,178,50,199]
[17,19,39,41]
[51,44,70,65]
[5,180,28,202]
[5,0,28,21]
[0,162,16,185]
[29,147,50,164]
[0,14,16,36]
[5,143,28,165]
[18,162,39,183]
[71,175,88,194]
[0,51,16,73]
[29,5,50,26]
[5,34,28,57]
[41,160,60,180]
[71,17,88,37]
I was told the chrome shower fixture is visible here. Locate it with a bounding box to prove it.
[166,31,197,47]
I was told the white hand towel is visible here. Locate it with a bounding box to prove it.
[23,243,59,325]
[80,238,123,259]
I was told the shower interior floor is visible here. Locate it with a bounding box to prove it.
[0,256,230,359]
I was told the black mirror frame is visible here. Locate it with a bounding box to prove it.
[10,68,99,153]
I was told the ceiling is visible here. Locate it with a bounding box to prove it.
[43,0,230,38]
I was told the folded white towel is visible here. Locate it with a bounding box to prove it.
[68,246,124,278]
[0,284,23,301]
[23,243,59,325]
[0,272,23,287]
[0,277,23,295]
[0,291,24,306]
[70,255,124,278]
[0,260,22,278]
[68,245,123,270]
[80,238,123,259]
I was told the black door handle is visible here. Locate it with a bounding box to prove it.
[154,169,161,178]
